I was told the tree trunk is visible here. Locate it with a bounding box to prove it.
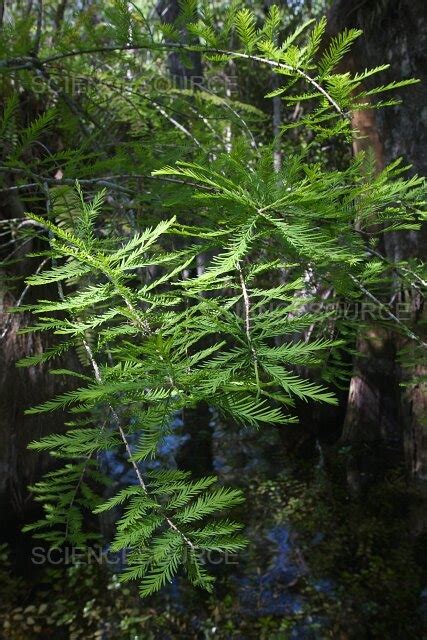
[0,189,78,535]
[329,0,427,485]
[156,0,203,89]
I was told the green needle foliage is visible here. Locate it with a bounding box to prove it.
[1,1,424,597]
[19,180,350,595]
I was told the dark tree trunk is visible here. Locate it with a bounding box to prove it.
[156,0,203,89]
[329,0,427,485]
[0,190,78,536]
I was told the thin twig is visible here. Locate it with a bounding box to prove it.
[0,167,215,194]
[2,43,347,118]
[237,261,260,389]
[349,274,427,348]
[0,257,49,341]
[81,338,195,549]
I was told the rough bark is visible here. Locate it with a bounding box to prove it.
[329,0,427,483]
[0,189,78,535]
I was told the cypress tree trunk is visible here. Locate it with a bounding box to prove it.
[0,189,79,533]
[329,0,427,485]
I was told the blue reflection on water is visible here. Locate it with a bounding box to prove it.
[101,413,187,483]
[236,525,304,617]
[99,410,334,638]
